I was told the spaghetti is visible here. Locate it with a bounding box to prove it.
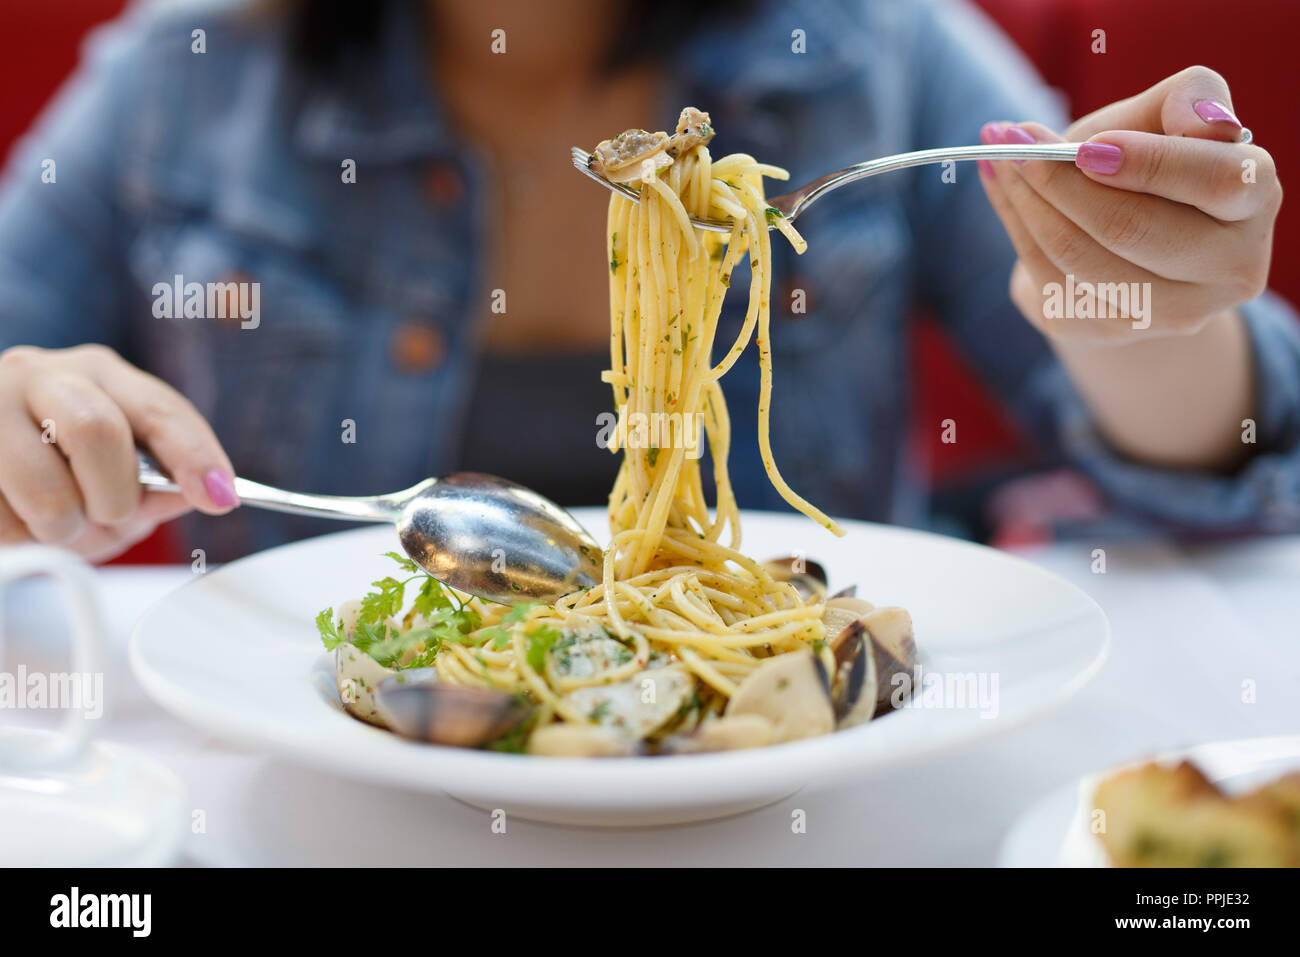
[322,109,900,755]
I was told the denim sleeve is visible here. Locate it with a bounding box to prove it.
[905,0,1300,532]
[0,10,146,355]
[1035,293,1300,532]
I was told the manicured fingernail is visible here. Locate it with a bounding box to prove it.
[979,122,1005,145]
[1076,142,1124,175]
[998,125,1036,164]
[1193,99,1241,129]
[977,159,994,177]
[204,469,240,509]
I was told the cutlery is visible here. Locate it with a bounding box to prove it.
[572,129,1251,231]
[136,450,603,604]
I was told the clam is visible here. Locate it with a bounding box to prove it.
[660,714,775,754]
[727,650,834,743]
[860,606,916,714]
[590,129,672,184]
[827,619,877,729]
[335,642,397,727]
[550,633,639,680]
[821,595,874,640]
[527,724,638,758]
[562,666,694,739]
[760,555,829,602]
[336,599,364,636]
[374,668,532,749]
[819,600,916,721]
[665,107,715,157]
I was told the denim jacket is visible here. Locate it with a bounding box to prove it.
[2,0,1298,559]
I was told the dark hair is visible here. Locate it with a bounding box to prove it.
[287,0,758,75]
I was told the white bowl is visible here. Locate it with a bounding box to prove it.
[131,510,1109,826]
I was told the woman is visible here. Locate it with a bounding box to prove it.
[0,0,1295,561]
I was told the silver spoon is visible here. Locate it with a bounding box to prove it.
[136,450,602,604]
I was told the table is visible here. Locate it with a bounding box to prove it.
[3,538,1298,866]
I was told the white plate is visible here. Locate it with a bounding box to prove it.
[130,510,1109,826]
[998,734,1300,867]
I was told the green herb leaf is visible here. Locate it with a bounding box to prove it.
[359,576,405,627]
[412,575,455,619]
[316,607,346,650]
[384,551,419,574]
[525,625,563,672]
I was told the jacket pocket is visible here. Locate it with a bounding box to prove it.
[126,219,354,485]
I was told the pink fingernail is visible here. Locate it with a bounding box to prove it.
[204,469,240,509]
[1193,99,1241,129]
[1076,142,1124,175]
[979,122,1005,145]
[977,159,994,177]
[1000,126,1036,145]
[998,125,1036,164]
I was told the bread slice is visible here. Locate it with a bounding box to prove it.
[1093,761,1300,867]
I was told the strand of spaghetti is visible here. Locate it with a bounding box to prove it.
[708,221,762,379]
[722,176,845,535]
[643,173,700,261]
[607,197,632,409]
[677,647,739,698]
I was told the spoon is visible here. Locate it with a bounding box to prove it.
[136,450,603,604]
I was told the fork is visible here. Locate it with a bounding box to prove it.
[573,127,1254,231]
[571,142,1081,232]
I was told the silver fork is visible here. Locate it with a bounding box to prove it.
[572,142,1082,232]
[574,126,1256,231]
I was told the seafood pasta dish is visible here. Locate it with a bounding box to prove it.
[318,109,916,756]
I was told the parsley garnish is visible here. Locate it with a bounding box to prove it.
[316,552,482,669]
[525,625,562,672]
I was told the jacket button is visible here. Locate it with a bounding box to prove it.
[390,320,445,373]
[425,163,464,207]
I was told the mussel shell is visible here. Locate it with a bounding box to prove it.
[828,621,875,727]
[760,556,829,601]
[376,672,531,748]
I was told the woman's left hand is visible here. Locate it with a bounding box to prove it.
[978,66,1282,343]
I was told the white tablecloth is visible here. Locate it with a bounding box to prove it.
[3,538,1298,866]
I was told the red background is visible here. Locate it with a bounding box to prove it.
[2,0,1297,560]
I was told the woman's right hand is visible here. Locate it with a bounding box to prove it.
[0,344,238,562]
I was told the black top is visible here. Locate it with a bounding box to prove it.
[455,350,621,508]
